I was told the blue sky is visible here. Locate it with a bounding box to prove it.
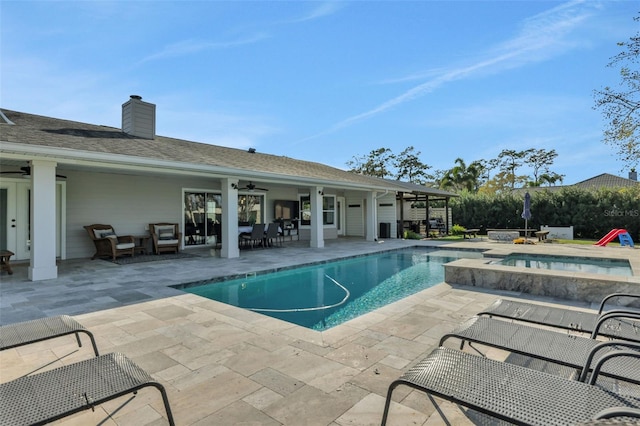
[2,1,638,184]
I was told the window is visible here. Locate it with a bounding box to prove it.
[300,195,311,226]
[238,194,264,225]
[298,194,335,226]
[323,196,335,225]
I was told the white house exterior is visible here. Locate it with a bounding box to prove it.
[0,97,460,281]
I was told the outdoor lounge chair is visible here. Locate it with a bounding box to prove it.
[439,314,640,385]
[592,407,640,420]
[478,293,640,342]
[149,223,182,255]
[381,346,640,425]
[0,352,175,425]
[84,224,136,261]
[0,314,99,357]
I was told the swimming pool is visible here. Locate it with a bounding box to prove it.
[493,254,633,276]
[183,248,481,331]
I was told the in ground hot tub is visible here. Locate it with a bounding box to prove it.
[444,252,639,303]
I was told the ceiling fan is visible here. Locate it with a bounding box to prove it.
[0,166,67,179]
[238,181,268,191]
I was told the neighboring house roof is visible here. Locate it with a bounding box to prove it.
[572,173,639,189]
[0,109,403,192]
[513,172,638,195]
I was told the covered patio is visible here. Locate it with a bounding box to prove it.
[1,99,409,282]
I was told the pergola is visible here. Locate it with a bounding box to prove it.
[391,180,459,236]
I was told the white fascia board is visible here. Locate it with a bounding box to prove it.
[1,141,246,177]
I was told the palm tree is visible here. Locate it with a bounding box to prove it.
[440,158,483,192]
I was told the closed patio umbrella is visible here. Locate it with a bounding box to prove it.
[521,192,531,239]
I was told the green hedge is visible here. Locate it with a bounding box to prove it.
[450,186,640,241]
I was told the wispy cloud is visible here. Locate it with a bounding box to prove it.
[302,0,600,142]
[290,1,344,23]
[138,33,269,64]
[137,2,342,65]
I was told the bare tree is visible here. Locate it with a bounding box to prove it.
[393,146,432,184]
[526,148,558,185]
[498,149,533,189]
[593,14,640,171]
[346,147,395,178]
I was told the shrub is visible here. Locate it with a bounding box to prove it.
[450,186,640,240]
[451,224,466,236]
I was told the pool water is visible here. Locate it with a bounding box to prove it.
[494,254,633,276]
[183,248,481,331]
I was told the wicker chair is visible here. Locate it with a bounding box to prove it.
[149,223,182,254]
[84,224,135,261]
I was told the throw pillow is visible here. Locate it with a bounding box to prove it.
[159,231,175,240]
[95,229,115,239]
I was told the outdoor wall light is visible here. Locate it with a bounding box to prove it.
[231,183,238,189]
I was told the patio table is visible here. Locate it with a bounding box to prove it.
[1,250,14,275]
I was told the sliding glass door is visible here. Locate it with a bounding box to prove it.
[183,191,264,248]
[183,191,222,247]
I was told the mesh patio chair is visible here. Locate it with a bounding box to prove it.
[439,313,640,385]
[0,352,175,426]
[479,293,640,342]
[381,346,640,426]
[0,315,99,357]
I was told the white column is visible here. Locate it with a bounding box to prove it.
[365,191,376,242]
[310,186,324,248]
[221,178,240,258]
[29,160,58,280]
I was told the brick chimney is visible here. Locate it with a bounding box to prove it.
[122,95,156,139]
[630,170,638,181]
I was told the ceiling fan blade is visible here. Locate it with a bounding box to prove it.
[0,171,27,175]
[238,181,268,191]
[0,166,66,179]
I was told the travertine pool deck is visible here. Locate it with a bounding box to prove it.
[0,238,637,425]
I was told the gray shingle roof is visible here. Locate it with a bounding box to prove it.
[0,109,400,190]
[573,173,639,189]
[0,109,459,198]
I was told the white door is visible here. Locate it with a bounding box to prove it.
[0,180,30,259]
[0,178,64,261]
